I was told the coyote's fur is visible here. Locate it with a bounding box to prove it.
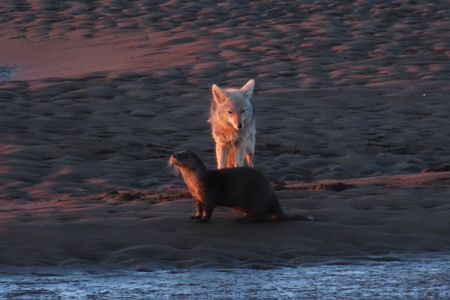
[208,79,255,169]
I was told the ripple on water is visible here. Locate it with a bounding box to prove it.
[0,66,14,81]
[0,255,449,299]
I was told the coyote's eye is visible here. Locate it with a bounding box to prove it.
[227,111,233,115]
[241,109,246,113]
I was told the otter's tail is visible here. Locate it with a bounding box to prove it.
[281,212,315,221]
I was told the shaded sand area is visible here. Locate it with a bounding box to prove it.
[0,0,450,273]
[0,170,450,269]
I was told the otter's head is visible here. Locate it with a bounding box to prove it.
[169,150,207,174]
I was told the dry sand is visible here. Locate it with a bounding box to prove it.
[0,0,450,269]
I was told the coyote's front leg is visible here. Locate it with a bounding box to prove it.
[215,143,230,169]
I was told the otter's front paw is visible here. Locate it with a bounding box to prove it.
[189,215,201,220]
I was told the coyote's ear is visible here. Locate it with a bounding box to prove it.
[241,79,255,98]
[212,84,228,104]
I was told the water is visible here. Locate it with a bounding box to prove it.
[0,66,14,81]
[1,256,449,299]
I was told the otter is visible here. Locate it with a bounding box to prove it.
[169,150,314,223]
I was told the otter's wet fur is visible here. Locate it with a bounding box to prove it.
[169,150,314,223]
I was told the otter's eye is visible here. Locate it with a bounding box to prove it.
[241,109,246,113]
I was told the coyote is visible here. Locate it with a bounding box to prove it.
[208,79,255,169]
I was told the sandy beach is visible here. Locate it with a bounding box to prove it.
[0,0,450,286]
